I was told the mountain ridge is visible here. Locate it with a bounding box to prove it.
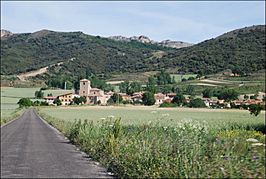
[1,25,265,78]
[108,35,193,49]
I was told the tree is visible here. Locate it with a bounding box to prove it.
[186,85,195,95]
[202,88,213,98]
[128,81,142,95]
[189,98,206,108]
[17,98,32,108]
[119,81,130,93]
[142,92,155,106]
[146,77,157,94]
[216,88,238,102]
[156,70,172,85]
[35,90,44,99]
[110,93,123,104]
[172,94,185,106]
[249,104,263,116]
[53,98,62,106]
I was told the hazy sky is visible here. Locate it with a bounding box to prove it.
[1,1,265,43]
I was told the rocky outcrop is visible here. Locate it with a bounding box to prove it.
[108,35,193,49]
[1,29,13,38]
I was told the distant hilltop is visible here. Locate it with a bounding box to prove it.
[108,35,193,49]
[1,29,13,38]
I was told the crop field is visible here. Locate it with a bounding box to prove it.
[39,106,265,178]
[39,106,265,129]
[170,74,197,83]
[0,87,72,123]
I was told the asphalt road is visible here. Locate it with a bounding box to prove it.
[1,109,111,178]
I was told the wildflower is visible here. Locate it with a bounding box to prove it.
[220,167,226,175]
[252,155,258,160]
[162,113,170,117]
[246,138,259,142]
[163,126,168,131]
[251,143,265,147]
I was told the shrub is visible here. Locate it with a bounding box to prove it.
[249,104,263,116]
[53,98,62,106]
[159,102,177,107]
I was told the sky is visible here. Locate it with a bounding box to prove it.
[1,1,265,43]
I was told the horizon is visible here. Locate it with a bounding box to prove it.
[1,1,265,43]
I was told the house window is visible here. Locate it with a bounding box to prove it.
[83,82,85,85]
[83,91,85,93]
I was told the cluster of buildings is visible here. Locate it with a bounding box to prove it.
[43,79,265,108]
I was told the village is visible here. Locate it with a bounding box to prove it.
[43,79,266,109]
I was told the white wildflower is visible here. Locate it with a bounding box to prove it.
[162,113,170,117]
[246,138,259,142]
[251,143,265,147]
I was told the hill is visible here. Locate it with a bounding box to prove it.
[1,25,265,78]
[0,29,172,75]
[160,25,265,74]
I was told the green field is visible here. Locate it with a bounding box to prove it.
[0,87,72,122]
[39,106,266,178]
[170,74,197,83]
[39,106,265,129]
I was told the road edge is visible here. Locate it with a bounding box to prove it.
[33,109,114,178]
[1,109,25,128]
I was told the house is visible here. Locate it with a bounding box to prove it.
[154,93,166,105]
[58,93,74,105]
[132,92,143,103]
[119,93,132,102]
[43,96,56,105]
[166,93,176,101]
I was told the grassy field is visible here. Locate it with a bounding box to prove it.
[170,74,197,83]
[38,106,265,129]
[38,106,265,178]
[0,87,72,123]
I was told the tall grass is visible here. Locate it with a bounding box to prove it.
[40,112,265,178]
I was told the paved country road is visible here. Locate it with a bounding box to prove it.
[1,109,111,178]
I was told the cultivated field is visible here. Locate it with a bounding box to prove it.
[0,87,72,123]
[39,106,265,128]
[39,105,266,178]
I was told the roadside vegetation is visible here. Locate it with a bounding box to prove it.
[39,110,265,178]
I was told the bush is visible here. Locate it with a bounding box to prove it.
[53,98,62,106]
[249,104,263,116]
[159,102,177,107]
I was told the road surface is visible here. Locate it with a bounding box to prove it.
[1,109,111,178]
